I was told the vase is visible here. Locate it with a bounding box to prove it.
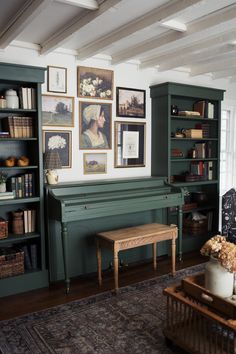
[205,256,234,298]
[0,183,6,193]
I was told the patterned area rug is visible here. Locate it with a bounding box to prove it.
[0,263,205,354]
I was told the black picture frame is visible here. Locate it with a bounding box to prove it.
[114,121,146,168]
[116,87,146,118]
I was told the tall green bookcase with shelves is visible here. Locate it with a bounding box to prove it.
[0,62,48,297]
[150,82,224,255]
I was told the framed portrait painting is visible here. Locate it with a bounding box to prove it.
[77,66,113,100]
[42,95,74,127]
[47,66,67,93]
[79,101,112,150]
[114,121,146,168]
[83,153,107,174]
[43,130,72,168]
[116,87,146,118]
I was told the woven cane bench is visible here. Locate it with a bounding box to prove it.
[96,223,178,292]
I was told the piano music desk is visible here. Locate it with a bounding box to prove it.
[96,223,178,292]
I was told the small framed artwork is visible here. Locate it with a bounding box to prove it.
[116,87,146,118]
[79,101,112,150]
[114,121,146,168]
[47,66,67,93]
[43,130,72,168]
[77,66,113,100]
[83,153,107,174]
[42,95,74,127]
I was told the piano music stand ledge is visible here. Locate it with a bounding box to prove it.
[96,223,178,292]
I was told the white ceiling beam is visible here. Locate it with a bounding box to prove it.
[190,57,236,76]
[160,19,186,32]
[112,4,236,65]
[158,44,236,72]
[76,0,201,60]
[230,75,236,83]
[140,29,236,70]
[212,68,236,80]
[54,0,98,10]
[0,0,52,49]
[40,0,121,55]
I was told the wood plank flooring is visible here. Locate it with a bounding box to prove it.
[0,251,206,321]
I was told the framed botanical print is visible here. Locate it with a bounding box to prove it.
[79,101,112,150]
[116,87,146,118]
[43,130,72,168]
[77,66,113,100]
[47,66,67,93]
[114,121,146,167]
[42,95,74,127]
[83,153,107,174]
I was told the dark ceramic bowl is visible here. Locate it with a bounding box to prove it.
[191,191,208,205]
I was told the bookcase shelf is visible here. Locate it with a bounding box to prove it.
[150,82,224,255]
[0,62,48,297]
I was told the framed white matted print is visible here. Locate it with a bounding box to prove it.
[47,66,67,93]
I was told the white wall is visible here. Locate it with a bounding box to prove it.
[0,45,235,182]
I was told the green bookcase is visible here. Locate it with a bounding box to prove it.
[150,82,224,254]
[0,62,48,297]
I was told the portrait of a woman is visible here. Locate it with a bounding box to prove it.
[80,102,111,149]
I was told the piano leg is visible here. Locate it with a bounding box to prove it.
[61,222,70,294]
[96,238,102,287]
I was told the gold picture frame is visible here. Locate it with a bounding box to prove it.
[42,94,74,127]
[83,153,107,174]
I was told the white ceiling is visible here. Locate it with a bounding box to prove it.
[1,0,236,81]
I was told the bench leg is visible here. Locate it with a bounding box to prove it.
[153,242,157,270]
[114,249,119,292]
[171,238,176,275]
[96,239,102,287]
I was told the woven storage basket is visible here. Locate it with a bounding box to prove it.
[0,247,24,279]
[0,218,8,239]
[183,218,208,236]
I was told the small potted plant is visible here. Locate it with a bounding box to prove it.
[0,172,7,193]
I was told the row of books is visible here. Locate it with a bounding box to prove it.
[19,87,36,110]
[2,116,34,138]
[193,100,215,119]
[21,244,38,270]
[22,209,36,233]
[190,161,213,180]
[193,142,212,159]
[7,173,34,198]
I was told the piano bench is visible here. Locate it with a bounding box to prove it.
[96,223,178,292]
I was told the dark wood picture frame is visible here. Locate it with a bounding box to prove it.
[47,66,67,94]
[43,130,72,168]
[116,87,146,118]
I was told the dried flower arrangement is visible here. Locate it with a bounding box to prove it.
[200,235,236,273]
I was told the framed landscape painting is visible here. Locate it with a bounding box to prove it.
[77,66,113,100]
[83,153,107,174]
[116,87,146,118]
[43,130,72,168]
[42,95,74,127]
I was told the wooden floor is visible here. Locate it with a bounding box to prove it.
[0,251,206,321]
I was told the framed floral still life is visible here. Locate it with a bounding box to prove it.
[79,101,112,150]
[47,66,67,93]
[115,122,146,168]
[116,87,146,118]
[83,153,107,174]
[43,130,72,168]
[77,66,113,100]
[42,95,74,127]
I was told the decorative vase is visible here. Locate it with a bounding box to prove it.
[12,210,24,234]
[0,183,6,193]
[205,256,234,298]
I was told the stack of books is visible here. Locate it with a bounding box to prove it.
[193,100,215,119]
[0,191,14,200]
[22,209,36,233]
[19,87,36,109]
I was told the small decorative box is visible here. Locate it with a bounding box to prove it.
[0,217,8,239]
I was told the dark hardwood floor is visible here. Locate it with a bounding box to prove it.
[0,251,206,321]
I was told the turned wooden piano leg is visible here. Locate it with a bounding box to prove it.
[96,238,102,287]
[113,247,119,292]
[172,237,176,276]
[61,222,70,294]
[153,242,157,270]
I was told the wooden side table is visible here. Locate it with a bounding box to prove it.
[96,223,178,292]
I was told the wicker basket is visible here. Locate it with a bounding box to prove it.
[0,218,8,239]
[183,218,208,235]
[0,247,24,279]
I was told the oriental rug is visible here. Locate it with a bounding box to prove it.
[0,263,205,354]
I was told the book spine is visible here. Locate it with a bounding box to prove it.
[21,245,32,270]
[30,244,38,269]
[23,209,28,233]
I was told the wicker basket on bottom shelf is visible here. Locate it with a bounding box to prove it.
[0,247,24,279]
[183,218,208,236]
